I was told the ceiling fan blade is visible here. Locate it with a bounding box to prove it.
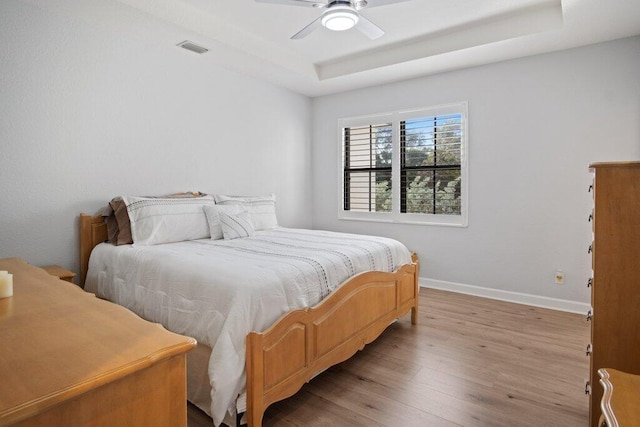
[355,15,384,39]
[291,16,323,39]
[255,0,327,8]
[361,0,410,9]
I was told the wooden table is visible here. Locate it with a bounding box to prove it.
[0,258,196,426]
[598,368,640,427]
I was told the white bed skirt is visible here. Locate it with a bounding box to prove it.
[187,344,246,426]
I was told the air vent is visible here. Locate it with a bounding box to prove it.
[177,41,208,55]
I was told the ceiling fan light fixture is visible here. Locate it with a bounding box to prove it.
[321,6,359,31]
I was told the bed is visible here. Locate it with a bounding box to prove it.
[79,207,419,426]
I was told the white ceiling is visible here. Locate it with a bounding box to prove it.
[53,0,640,97]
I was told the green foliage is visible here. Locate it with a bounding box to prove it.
[374,175,461,214]
[352,117,462,215]
[375,181,392,212]
[405,175,461,214]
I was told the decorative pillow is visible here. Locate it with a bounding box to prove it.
[203,205,244,240]
[219,210,255,240]
[213,194,277,231]
[123,195,215,245]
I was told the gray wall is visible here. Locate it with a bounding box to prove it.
[311,36,640,311]
[0,0,313,274]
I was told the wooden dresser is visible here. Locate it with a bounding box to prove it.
[0,257,196,427]
[588,162,640,427]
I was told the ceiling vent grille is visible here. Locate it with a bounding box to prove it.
[177,41,208,55]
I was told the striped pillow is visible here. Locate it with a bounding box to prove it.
[213,194,277,230]
[104,192,207,246]
[203,205,244,240]
[124,195,215,245]
[219,210,255,240]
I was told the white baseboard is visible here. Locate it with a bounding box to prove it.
[420,277,591,314]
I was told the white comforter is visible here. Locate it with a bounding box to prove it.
[85,227,412,426]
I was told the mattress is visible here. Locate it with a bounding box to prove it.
[85,227,412,426]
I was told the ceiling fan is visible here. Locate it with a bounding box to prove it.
[255,0,408,40]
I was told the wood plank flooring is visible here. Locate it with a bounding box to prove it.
[188,288,590,426]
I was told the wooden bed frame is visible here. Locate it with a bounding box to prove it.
[79,213,419,427]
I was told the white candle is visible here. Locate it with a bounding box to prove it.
[0,271,13,298]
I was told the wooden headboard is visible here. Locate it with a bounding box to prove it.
[79,214,107,287]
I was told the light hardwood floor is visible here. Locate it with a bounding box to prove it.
[188,288,590,426]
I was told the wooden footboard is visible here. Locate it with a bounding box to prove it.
[246,254,419,427]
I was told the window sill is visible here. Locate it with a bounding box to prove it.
[338,213,468,228]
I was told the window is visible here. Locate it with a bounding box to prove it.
[340,102,468,226]
[343,122,392,212]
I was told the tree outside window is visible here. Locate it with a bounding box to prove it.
[340,103,468,227]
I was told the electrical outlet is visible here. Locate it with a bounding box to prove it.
[555,271,565,284]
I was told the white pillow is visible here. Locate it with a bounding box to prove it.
[203,205,244,240]
[123,195,215,245]
[219,210,255,240]
[213,194,277,230]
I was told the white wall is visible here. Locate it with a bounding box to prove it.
[0,0,312,274]
[311,36,640,311]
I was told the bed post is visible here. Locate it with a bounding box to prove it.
[411,253,420,325]
[245,332,265,427]
[79,214,107,288]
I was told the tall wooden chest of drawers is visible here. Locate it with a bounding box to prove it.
[588,162,640,427]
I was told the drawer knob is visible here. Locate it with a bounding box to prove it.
[586,343,592,356]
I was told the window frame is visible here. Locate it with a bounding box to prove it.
[338,102,469,227]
